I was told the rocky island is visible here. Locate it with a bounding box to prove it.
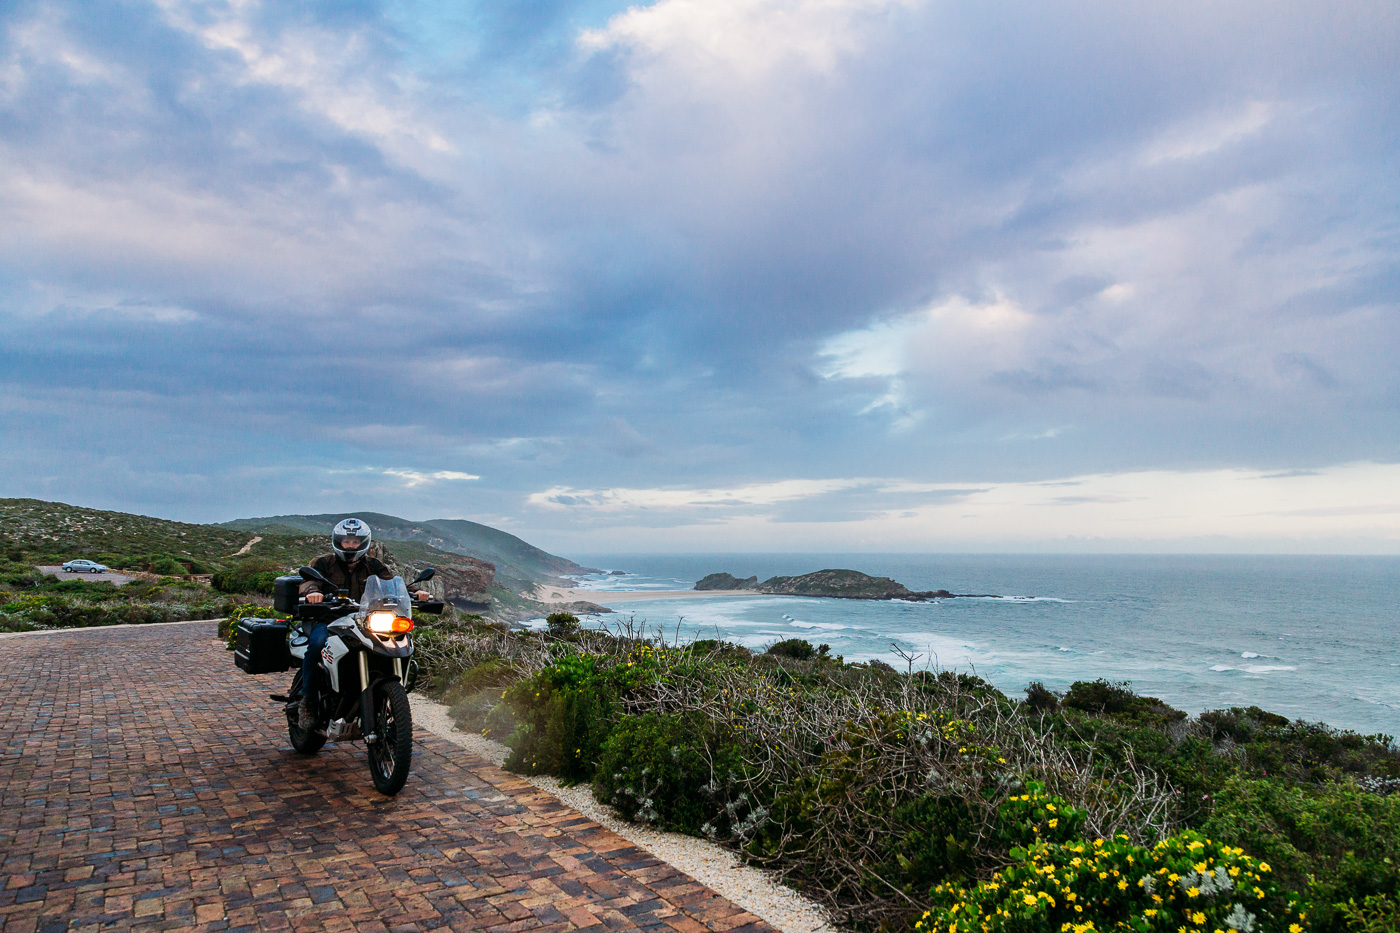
[695,568,995,600]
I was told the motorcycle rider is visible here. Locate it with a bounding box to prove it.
[296,518,430,728]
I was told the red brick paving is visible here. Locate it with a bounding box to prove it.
[0,623,776,933]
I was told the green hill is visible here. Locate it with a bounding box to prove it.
[220,512,592,588]
[0,498,326,573]
[0,499,569,586]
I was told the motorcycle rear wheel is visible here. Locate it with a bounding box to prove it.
[286,670,326,755]
[367,680,413,795]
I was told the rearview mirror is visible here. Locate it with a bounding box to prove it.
[299,565,329,584]
[409,567,436,587]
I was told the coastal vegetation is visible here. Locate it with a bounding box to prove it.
[416,616,1399,933]
[0,553,243,632]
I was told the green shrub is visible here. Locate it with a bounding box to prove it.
[994,781,1089,849]
[0,567,46,589]
[211,559,285,595]
[766,638,816,660]
[862,783,1089,902]
[1337,894,1399,933]
[1024,682,1061,713]
[593,712,747,835]
[0,612,34,633]
[919,830,1309,933]
[501,651,642,781]
[443,659,526,734]
[1063,679,1187,725]
[1199,777,1400,933]
[687,639,752,659]
[546,611,580,636]
[146,555,188,576]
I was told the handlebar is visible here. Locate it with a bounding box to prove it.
[294,596,445,620]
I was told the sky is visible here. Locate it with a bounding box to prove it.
[2,0,1398,554]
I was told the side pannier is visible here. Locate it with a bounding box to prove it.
[234,619,291,675]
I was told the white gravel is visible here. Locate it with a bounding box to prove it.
[410,694,836,933]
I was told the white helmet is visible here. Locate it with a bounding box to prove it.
[332,517,372,564]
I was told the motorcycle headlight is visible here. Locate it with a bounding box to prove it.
[366,611,413,634]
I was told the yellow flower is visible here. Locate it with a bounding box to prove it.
[1023,895,1038,906]
[1289,926,1302,933]
[1259,862,1271,873]
[1118,880,1128,891]
[1187,888,1200,899]
[1192,912,1206,925]
[1049,819,1059,829]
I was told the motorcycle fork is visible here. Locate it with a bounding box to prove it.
[358,653,378,744]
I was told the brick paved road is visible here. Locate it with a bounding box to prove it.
[0,623,775,933]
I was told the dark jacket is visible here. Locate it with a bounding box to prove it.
[298,554,393,602]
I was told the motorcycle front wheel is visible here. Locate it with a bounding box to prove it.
[366,679,413,795]
[286,670,326,755]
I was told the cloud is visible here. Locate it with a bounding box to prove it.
[527,477,870,512]
[0,0,1398,548]
[579,0,916,80]
[524,463,1400,552]
[383,469,481,487]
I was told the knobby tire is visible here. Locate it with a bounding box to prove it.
[367,679,413,796]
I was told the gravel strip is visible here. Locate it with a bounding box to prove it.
[410,694,836,933]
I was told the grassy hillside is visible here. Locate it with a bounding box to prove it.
[0,498,326,574]
[1,498,589,627]
[0,499,486,582]
[221,511,593,587]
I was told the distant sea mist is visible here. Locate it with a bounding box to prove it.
[563,553,1400,737]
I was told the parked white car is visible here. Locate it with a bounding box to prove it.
[61,559,108,574]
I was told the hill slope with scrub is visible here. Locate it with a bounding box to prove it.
[0,498,589,627]
[222,511,591,589]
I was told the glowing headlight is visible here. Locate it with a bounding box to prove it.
[366,611,413,634]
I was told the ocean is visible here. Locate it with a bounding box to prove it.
[558,554,1400,737]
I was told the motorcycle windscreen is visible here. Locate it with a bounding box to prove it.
[361,575,412,616]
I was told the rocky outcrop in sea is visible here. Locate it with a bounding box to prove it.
[694,568,996,600]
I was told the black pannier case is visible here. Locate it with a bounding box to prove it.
[273,575,303,614]
[234,619,291,675]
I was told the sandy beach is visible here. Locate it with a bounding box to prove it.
[535,587,763,604]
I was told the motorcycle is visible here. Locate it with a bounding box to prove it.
[256,565,444,795]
